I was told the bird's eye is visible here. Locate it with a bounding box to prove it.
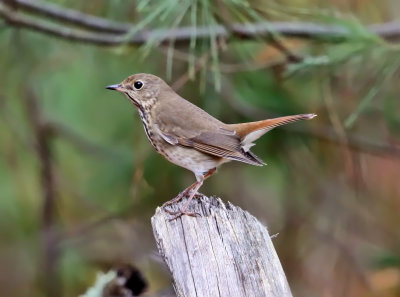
[134,81,143,90]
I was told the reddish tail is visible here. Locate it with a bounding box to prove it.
[228,113,316,150]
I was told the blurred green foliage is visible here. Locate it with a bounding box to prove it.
[1,0,400,297]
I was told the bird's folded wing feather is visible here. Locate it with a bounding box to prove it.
[153,96,263,165]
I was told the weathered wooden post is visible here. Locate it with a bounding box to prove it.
[151,194,292,297]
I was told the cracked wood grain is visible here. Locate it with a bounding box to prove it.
[151,194,292,297]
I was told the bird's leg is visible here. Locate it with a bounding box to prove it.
[165,168,216,220]
[161,180,198,209]
[167,179,204,220]
[162,168,216,209]
[203,168,217,179]
[191,168,216,199]
[161,181,199,215]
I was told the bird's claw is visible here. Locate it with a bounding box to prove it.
[165,209,201,221]
[161,186,203,220]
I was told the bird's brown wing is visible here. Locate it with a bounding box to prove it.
[158,127,264,166]
[153,96,264,166]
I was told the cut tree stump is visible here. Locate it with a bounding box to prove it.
[151,194,292,297]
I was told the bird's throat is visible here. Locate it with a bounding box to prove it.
[125,93,141,108]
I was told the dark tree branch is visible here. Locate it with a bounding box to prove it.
[11,0,131,33]
[2,2,400,46]
[24,89,60,297]
[0,4,130,45]
[10,0,304,61]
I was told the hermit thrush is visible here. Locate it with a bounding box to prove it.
[107,73,316,218]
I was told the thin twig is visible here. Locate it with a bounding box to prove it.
[170,48,215,91]
[160,45,288,74]
[267,34,303,63]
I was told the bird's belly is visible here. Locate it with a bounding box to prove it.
[152,137,222,174]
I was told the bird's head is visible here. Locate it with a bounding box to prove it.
[106,73,165,109]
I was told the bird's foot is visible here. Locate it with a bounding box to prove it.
[164,208,201,221]
[161,188,202,209]
[193,193,203,199]
[161,193,185,209]
[162,179,205,220]
[162,191,203,220]
[161,188,191,208]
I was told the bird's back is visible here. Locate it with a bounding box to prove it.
[154,84,228,139]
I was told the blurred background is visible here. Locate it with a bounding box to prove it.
[1,0,400,296]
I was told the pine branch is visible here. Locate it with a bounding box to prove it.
[2,2,400,46]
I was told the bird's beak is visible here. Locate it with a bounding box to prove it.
[106,84,123,92]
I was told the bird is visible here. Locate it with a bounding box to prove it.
[107,73,316,219]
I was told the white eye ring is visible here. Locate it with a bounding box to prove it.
[134,81,143,89]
